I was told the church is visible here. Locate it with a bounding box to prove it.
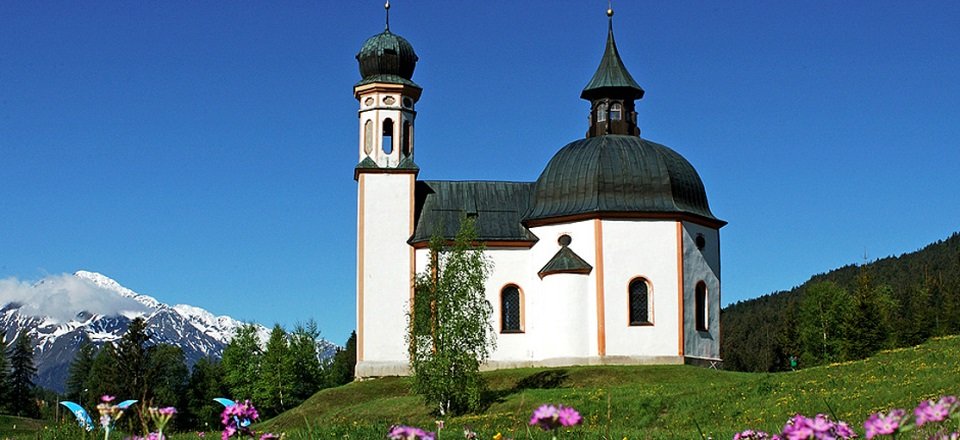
[354,5,725,377]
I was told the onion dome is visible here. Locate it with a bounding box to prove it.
[356,29,419,88]
[524,135,723,226]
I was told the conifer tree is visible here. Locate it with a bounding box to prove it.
[0,336,11,411]
[115,317,152,401]
[8,330,38,417]
[323,331,356,388]
[85,344,120,409]
[846,269,893,359]
[288,320,324,403]
[798,281,853,365]
[221,324,261,401]
[184,357,227,431]
[147,344,188,407]
[408,216,494,415]
[256,324,295,416]
[65,342,96,402]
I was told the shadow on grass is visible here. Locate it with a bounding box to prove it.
[479,369,570,410]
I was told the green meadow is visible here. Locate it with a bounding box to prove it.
[7,335,959,439]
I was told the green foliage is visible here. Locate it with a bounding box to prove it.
[798,281,853,365]
[257,324,296,416]
[8,330,38,417]
[322,331,356,388]
[184,357,227,430]
[0,335,10,411]
[65,342,95,403]
[147,344,188,422]
[288,320,325,400]
[408,216,495,415]
[84,343,120,409]
[115,317,151,401]
[222,323,262,401]
[723,231,960,372]
[846,270,895,359]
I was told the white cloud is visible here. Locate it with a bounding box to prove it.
[0,273,151,323]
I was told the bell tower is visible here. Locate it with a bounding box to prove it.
[354,1,421,377]
[354,2,422,169]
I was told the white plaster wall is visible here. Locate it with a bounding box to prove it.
[601,220,681,357]
[527,221,599,356]
[359,173,414,364]
[483,249,535,361]
[681,222,721,360]
[536,273,592,358]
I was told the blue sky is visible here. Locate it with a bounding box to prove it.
[2,1,958,345]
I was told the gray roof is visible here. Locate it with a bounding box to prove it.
[411,181,538,245]
[581,20,644,101]
[524,135,723,225]
[538,246,593,278]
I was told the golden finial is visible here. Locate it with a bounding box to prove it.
[607,0,614,17]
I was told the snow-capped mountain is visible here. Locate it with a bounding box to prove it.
[0,271,337,392]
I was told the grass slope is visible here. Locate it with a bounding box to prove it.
[264,335,960,438]
[0,415,46,438]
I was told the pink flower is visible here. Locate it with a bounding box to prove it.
[864,409,906,439]
[916,396,958,426]
[101,395,116,403]
[386,425,436,440]
[529,404,582,431]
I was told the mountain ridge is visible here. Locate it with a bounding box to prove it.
[0,271,337,392]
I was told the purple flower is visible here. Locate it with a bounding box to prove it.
[102,395,116,403]
[780,414,815,440]
[529,404,582,431]
[557,406,583,427]
[864,409,906,439]
[916,396,958,426]
[733,429,771,439]
[764,413,855,440]
[386,425,436,440]
[932,433,960,440]
[220,400,260,439]
[833,421,856,439]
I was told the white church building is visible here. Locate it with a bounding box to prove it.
[354,7,725,377]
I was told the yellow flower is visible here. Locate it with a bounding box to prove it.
[493,433,502,440]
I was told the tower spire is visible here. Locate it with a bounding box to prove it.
[582,3,644,137]
[384,1,390,31]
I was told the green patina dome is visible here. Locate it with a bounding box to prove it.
[356,30,419,87]
[525,135,722,224]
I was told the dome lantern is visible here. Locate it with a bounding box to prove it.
[582,10,645,137]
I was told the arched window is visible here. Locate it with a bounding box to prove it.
[610,103,622,121]
[629,278,651,325]
[363,120,373,155]
[382,118,394,154]
[401,120,412,157]
[695,281,708,332]
[596,103,607,122]
[501,285,522,333]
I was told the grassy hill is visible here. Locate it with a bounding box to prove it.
[722,231,960,372]
[260,335,960,439]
